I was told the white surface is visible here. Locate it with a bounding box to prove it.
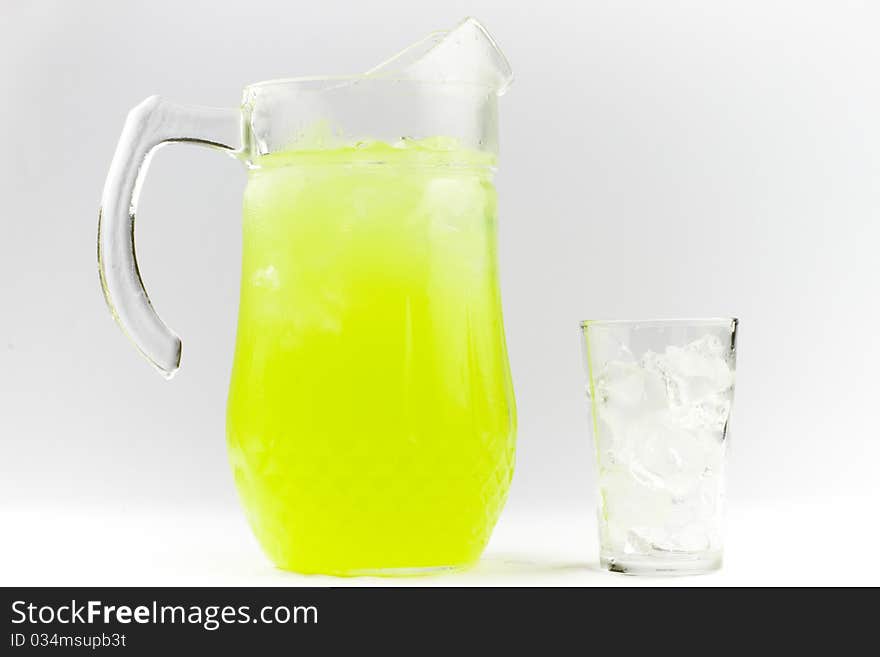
[3,497,876,586]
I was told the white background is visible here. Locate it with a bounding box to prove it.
[2,0,878,585]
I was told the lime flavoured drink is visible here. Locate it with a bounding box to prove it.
[97,18,516,575]
[226,140,516,574]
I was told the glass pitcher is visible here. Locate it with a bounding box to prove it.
[98,20,517,575]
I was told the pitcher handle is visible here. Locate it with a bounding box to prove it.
[98,96,241,377]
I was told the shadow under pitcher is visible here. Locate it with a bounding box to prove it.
[97,20,517,575]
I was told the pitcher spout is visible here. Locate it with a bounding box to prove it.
[366,17,513,95]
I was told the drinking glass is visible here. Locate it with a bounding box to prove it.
[580,319,738,575]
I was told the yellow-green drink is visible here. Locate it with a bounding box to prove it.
[226,140,516,574]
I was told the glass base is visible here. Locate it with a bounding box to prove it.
[273,560,477,577]
[328,563,474,578]
[601,551,722,576]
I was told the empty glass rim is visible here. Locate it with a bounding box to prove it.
[580,317,738,329]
